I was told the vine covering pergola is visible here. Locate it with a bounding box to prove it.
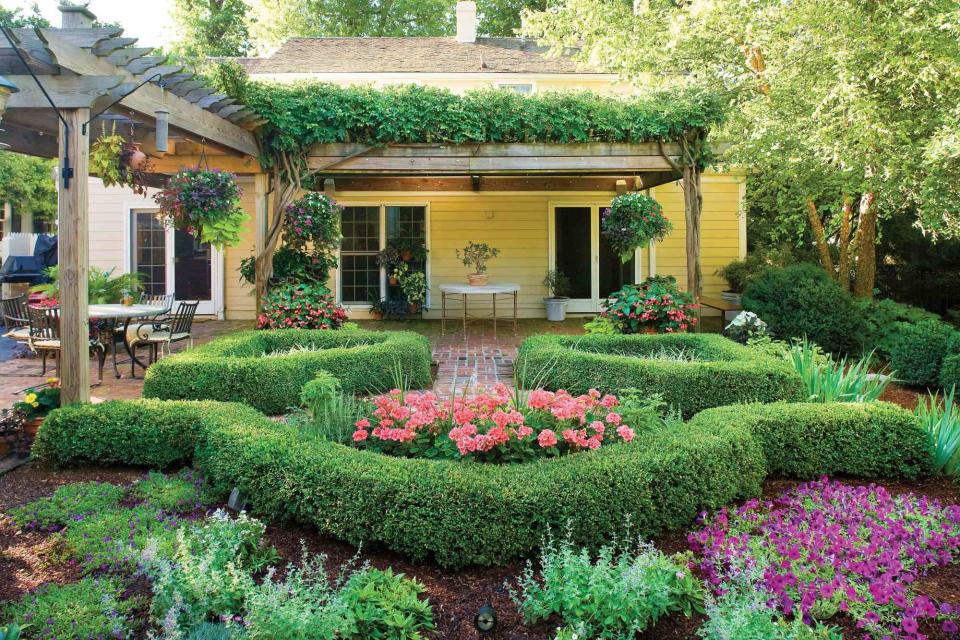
[244,82,725,305]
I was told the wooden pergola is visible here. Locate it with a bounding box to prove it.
[0,6,259,404]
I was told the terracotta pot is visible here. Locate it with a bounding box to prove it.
[467,273,489,286]
[123,143,148,171]
[369,310,384,320]
[23,417,43,438]
[401,250,413,261]
[640,326,658,335]
[389,276,399,286]
[408,302,420,314]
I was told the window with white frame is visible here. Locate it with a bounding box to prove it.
[339,204,427,305]
[497,83,534,95]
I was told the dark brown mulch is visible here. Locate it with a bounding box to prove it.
[880,382,924,411]
[0,462,958,639]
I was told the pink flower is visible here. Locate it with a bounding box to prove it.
[516,425,534,439]
[537,429,558,448]
[355,418,370,428]
[606,412,622,425]
[352,430,369,442]
[616,425,635,442]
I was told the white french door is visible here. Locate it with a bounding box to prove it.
[549,203,642,313]
[127,209,222,315]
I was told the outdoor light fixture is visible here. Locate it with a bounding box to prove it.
[474,604,497,633]
[154,107,169,153]
[0,74,19,120]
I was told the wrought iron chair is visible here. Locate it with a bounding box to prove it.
[26,305,106,381]
[1,294,30,343]
[138,292,174,313]
[130,300,199,375]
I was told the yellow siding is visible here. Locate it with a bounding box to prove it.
[333,173,744,320]
[223,177,258,320]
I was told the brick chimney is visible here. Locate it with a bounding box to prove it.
[456,1,477,43]
[58,4,97,29]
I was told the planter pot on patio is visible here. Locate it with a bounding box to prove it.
[408,303,420,314]
[467,273,488,286]
[389,276,399,286]
[720,291,742,304]
[369,310,384,320]
[23,417,44,438]
[544,297,569,322]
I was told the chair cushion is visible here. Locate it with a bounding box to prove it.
[3,327,30,341]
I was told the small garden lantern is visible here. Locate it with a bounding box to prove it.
[474,603,496,633]
[0,74,19,120]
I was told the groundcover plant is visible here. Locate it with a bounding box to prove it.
[689,478,960,639]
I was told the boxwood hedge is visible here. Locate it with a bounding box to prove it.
[689,402,933,480]
[34,396,931,568]
[517,333,804,417]
[142,329,431,414]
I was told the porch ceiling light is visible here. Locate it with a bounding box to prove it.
[0,74,20,120]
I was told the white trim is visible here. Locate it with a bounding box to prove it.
[548,200,640,313]
[495,80,536,94]
[337,202,431,310]
[122,204,223,316]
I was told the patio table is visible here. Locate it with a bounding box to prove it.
[440,283,519,337]
[88,304,166,378]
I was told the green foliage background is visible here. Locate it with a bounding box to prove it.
[0,152,57,222]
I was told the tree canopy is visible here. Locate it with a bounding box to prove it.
[524,0,960,296]
[0,152,57,222]
[170,0,253,59]
[0,2,50,28]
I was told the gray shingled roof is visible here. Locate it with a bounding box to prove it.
[237,37,604,75]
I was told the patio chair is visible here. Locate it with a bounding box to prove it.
[138,292,174,313]
[1,294,30,343]
[129,301,199,374]
[27,305,107,381]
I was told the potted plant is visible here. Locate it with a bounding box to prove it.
[716,255,764,304]
[90,123,151,195]
[0,408,26,458]
[13,379,60,438]
[400,270,427,314]
[542,269,571,322]
[379,246,404,284]
[367,292,387,320]
[154,168,247,248]
[456,241,500,286]
[602,276,697,334]
[601,193,672,262]
[283,192,342,253]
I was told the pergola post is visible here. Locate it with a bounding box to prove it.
[58,108,90,404]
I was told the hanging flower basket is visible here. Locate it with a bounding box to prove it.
[154,168,247,248]
[284,192,343,252]
[601,193,672,262]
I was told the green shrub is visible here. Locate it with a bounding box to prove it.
[130,469,217,512]
[852,298,940,357]
[690,402,932,480]
[517,333,804,417]
[33,399,264,468]
[887,320,957,386]
[941,354,960,391]
[142,329,432,414]
[0,578,139,640]
[742,264,866,354]
[511,531,703,639]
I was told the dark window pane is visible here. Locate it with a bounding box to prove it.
[174,229,212,301]
[599,230,636,298]
[341,254,379,304]
[555,207,592,299]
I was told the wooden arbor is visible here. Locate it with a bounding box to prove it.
[0,8,259,404]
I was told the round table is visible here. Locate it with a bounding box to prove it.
[89,304,167,378]
[439,283,519,336]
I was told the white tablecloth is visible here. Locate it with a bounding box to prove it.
[88,304,166,320]
[439,283,520,295]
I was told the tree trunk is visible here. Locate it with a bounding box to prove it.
[852,192,877,298]
[806,200,835,276]
[683,161,703,299]
[837,196,853,292]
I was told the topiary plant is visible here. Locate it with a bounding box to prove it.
[742,264,866,354]
[887,320,957,386]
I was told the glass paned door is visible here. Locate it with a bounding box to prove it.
[552,204,640,312]
[131,210,219,315]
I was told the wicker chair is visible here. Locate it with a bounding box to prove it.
[129,300,199,375]
[26,305,106,381]
[1,295,30,343]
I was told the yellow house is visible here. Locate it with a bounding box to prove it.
[85,1,744,322]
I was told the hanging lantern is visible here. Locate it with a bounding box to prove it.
[0,75,20,120]
[154,107,170,153]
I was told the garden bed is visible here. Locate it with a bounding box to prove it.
[517,333,805,417]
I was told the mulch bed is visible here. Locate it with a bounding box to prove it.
[1,462,957,639]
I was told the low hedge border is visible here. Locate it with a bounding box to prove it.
[142,329,432,414]
[34,397,931,568]
[517,333,804,417]
[689,402,933,480]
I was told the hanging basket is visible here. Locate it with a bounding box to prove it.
[154,167,247,249]
[601,193,672,262]
[284,192,343,253]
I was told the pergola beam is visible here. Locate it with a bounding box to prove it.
[37,28,258,156]
[5,74,124,108]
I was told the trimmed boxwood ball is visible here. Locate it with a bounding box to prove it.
[142,329,431,414]
[690,402,933,480]
[517,333,804,417]
[742,264,867,354]
[33,399,931,568]
[886,320,957,386]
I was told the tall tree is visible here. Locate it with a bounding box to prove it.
[0,152,57,222]
[171,0,253,59]
[524,0,960,297]
[0,2,50,28]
